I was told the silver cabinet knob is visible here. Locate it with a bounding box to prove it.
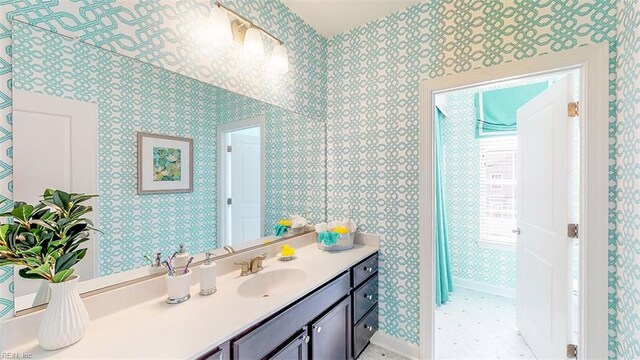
[364,294,373,300]
[364,266,373,272]
[315,326,322,333]
[512,228,521,235]
[304,335,310,344]
[364,324,374,332]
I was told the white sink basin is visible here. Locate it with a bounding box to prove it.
[237,268,307,298]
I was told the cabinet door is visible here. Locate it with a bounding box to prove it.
[269,329,309,360]
[310,297,351,360]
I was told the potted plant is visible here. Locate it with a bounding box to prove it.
[0,189,97,350]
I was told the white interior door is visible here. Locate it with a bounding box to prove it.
[516,76,574,359]
[12,90,98,304]
[228,131,262,245]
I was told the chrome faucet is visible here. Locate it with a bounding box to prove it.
[235,253,269,276]
[223,246,236,254]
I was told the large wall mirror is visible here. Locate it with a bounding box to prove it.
[9,22,326,313]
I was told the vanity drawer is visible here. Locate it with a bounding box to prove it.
[353,274,378,322]
[232,272,350,360]
[353,305,378,358]
[352,253,378,288]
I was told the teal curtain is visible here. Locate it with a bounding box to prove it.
[435,107,453,306]
[474,82,548,138]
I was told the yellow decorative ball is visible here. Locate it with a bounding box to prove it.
[333,226,349,234]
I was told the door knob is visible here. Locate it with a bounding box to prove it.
[512,228,521,235]
[364,324,374,332]
[304,335,310,344]
[364,294,373,300]
[315,326,322,333]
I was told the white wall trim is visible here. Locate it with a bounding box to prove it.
[419,43,610,360]
[453,277,516,299]
[371,331,420,360]
[216,116,266,248]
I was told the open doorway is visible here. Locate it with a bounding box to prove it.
[432,71,580,359]
[420,44,610,360]
[218,117,265,248]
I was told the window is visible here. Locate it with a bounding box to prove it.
[479,136,517,246]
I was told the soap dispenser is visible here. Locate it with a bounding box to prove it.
[173,243,190,268]
[199,252,217,296]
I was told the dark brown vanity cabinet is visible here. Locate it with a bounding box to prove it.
[351,254,379,358]
[200,251,379,360]
[310,297,351,359]
[232,272,350,360]
[270,328,310,360]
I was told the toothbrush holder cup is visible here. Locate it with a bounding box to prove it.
[165,269,192,304]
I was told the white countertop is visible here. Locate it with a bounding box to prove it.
[7,242,378,359]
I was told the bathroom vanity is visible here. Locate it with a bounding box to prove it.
[202,252,379,360]
[2,234,379,359]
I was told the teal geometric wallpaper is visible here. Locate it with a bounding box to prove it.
[13,21,219,277]
[326,0,618,351]
[614,0,639,357]
[0,0,328,319]
[11,20,326,278]
[0,0,637,358]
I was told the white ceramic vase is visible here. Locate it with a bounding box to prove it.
[37,276,89,350]
[32,279,52,307]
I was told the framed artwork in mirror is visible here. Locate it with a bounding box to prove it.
[137,132,193,194]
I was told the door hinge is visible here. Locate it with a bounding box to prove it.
[568,223,579,238]
[568,102,579,117]
[567,344,578,358]
[227,198,232,205]
[227,145,232,152]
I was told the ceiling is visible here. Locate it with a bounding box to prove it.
[281,0,420,38]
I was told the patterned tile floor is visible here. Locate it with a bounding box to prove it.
[436,287,536,359]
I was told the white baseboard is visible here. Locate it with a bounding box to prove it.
[453,276,516,299]
[370,331,420,360]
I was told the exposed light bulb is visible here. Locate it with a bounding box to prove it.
[209,6,232,47]
[269,44,289,74]
[243,27,265,61]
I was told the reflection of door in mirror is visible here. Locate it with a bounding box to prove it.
[12,90,98,309]
[219,118,265,247]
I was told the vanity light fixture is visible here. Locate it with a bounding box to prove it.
[212,2,289,73]
[208,5,232,46]
[269,43,289,74]
[243,27,265,61]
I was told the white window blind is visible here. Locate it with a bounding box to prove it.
[479,136,517,245]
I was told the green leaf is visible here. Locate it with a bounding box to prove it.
[53,191,71,210]
[17,245,42,257]
[53,268,74,283]
[25,263,51,278]
[55,252,77,273]
[30,219,58,231]
[75,248,87,261]
[11,205,34,223]
[0,224,8,244]
[19,267,45,280]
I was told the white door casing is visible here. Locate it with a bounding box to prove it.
[419,43,609,360]
[12,90,98,310]
[516,76,574,359]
